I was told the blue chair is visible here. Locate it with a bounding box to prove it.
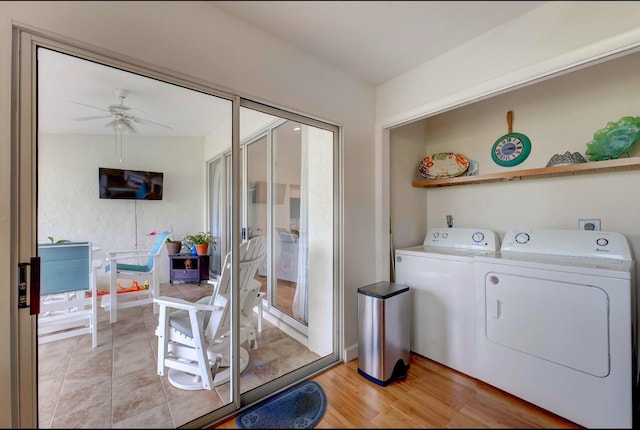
[104,231,172,323]
[38,241,98,347]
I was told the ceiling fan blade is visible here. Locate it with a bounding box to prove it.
[123,121,138,134]
[124,107,147,116]
[70,101,108,112]
[72,115,111,121]
[130,117,173,131]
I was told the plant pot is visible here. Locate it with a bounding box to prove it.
[195,243,209,256]
[166,241,182,255]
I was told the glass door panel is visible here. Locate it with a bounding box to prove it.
[35,46,239,427]
[238,104,338,399]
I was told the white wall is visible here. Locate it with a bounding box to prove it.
[0,2,375,426]
[38,133,206,287]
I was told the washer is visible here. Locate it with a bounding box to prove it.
[394,227,499,377]
[474,229,636,428]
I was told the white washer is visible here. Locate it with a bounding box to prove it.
[474,229,636,429]
[395,227,499,377]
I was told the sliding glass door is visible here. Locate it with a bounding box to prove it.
[208,104,339,402]
[15,28,341,428]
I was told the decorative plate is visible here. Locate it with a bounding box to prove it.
[418,152,469,179]
[585,116,640,161]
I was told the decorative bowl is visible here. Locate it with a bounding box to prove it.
[585,116,640,161]
[546,151,587,167]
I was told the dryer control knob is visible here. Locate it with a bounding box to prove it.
[472,232,485,243]
[596,238,609,247]
[514,232,530,244]
[433,232,440,238]
[396,255,403,263]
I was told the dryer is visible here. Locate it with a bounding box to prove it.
[474,229,636,428]
[395,227,499,377]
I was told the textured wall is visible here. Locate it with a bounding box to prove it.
[38,133,206,287]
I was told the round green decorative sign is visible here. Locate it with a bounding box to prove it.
[491,111,532,167]
[491,133,531,167]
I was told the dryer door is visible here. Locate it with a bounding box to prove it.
[484,272,609,377]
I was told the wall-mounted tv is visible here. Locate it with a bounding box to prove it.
[99,167,164,200]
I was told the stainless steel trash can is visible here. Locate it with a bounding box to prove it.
[357,281,410,386]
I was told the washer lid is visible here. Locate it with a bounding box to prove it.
[396,245,492,260]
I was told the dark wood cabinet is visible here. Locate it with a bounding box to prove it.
[169,254,209,285]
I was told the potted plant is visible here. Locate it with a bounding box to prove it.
[165,238,182,255]
[184,232,215,256]
[47,236,70,244]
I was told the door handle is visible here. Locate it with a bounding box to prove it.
[488,299,504,319]
[30,256,40,315]
[18,257,40,315]
[496,299,504,319]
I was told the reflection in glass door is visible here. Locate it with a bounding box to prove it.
[208,104,339,403]
[245,121,306,330]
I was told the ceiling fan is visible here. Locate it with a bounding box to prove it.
[71,88,173,134]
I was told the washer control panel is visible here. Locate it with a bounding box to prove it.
[423,227,499,251]
[501,229,631,261]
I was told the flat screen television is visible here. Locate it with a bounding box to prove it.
[99,167,164,200]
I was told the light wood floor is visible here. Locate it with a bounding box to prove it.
[212,353,582,429]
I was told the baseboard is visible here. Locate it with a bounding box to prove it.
[344,343,358,362]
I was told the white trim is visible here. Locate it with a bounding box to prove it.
[344,343,358,362]
[375,27,640,282]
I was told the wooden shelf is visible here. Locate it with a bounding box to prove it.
[412,157,640,188]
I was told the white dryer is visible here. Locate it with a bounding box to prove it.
[395,227,499,377]
[474,229,636,429]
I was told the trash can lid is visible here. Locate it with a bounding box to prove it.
[358,281,409,299]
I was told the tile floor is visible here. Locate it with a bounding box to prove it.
[37,281,320,428]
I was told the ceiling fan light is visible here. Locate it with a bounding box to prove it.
[123,121,137,134]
